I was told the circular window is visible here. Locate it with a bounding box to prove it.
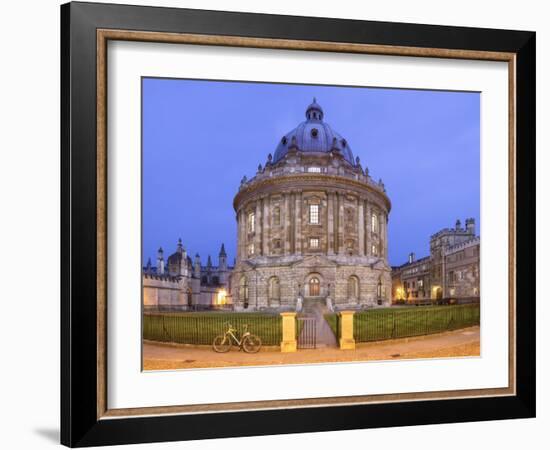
[311,128,318,138]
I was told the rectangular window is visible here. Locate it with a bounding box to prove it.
[272,207,280,226]
[309,238,319,249]
[371,213,378,233]
[309,204,319,224]
[372,243,378,256]
[248,242,254,255]
[248,212,255,232]
[307,167,321,173]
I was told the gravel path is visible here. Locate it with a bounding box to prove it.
[143,326,480,371]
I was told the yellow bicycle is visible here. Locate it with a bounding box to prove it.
[212,322,262,353]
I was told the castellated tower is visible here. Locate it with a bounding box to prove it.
[193,253,201,278]
[231,99,391,311]
[465,218,476,236]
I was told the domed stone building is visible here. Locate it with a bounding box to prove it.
[231,99,391,311]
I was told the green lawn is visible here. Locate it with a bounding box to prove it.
[325,304,480,342]
[143,312,282,346]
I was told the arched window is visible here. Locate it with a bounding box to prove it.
[309,277,320,296]
[377,278,383,298]
[272,207,281,226]
[239,276,249,308]
[348,276,359,300]
[268,276,280,301]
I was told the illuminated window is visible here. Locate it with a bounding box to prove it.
[307,167,321,173]
[216,289,227,305]
[371,213,379,233]
[272,207,280,226]
[248,242,254,256]
[248,212,255,232]
[372,243,379,256]
[309,237,320,249]
[309,204,319,224]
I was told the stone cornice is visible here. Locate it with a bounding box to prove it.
[233,173,391,212]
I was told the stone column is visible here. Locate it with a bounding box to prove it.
[337,192,344,254]
[280,312,297,352]
[262,197,269,256]
[365,201,371,256]
[339,310,356,350]
[295,192,302,254]
[284,193,291,254]
[237,209,244,262]
[384,212,389,259]
[358,199,365,256]
[327,191,335,255]
[379,212,385,259]
[255,200,262,256]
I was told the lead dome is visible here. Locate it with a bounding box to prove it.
[273,98,355,165]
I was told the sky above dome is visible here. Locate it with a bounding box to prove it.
[142,78,480,267]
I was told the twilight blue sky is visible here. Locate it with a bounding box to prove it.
[142,78,480,267]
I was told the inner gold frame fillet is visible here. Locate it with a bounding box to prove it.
[96,29,516,420]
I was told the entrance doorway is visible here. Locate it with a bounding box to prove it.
[308,277,320,296]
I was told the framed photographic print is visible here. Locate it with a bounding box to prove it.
[61,1,536,447]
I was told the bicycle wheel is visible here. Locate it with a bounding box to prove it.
[212,335,232,353]
[242,334,262,353]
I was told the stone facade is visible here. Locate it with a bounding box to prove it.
[392,219,480,303]
[231,99,392,310]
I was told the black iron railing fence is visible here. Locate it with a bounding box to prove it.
[143,312,282,346]
[325,304,480,342]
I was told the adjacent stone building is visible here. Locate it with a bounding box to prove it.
[231,99,392,310]
[392,219,480,303]
[142,240,233,310]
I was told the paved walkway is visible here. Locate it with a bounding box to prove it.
[300,298,337,348]
[143,326,480,371]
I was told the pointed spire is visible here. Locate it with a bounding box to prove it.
[177,238,183,253]
[207,255,212,268]
[219,243,227,257]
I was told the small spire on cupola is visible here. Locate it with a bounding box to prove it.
[177,238,183,253]
[306,97,324,121]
